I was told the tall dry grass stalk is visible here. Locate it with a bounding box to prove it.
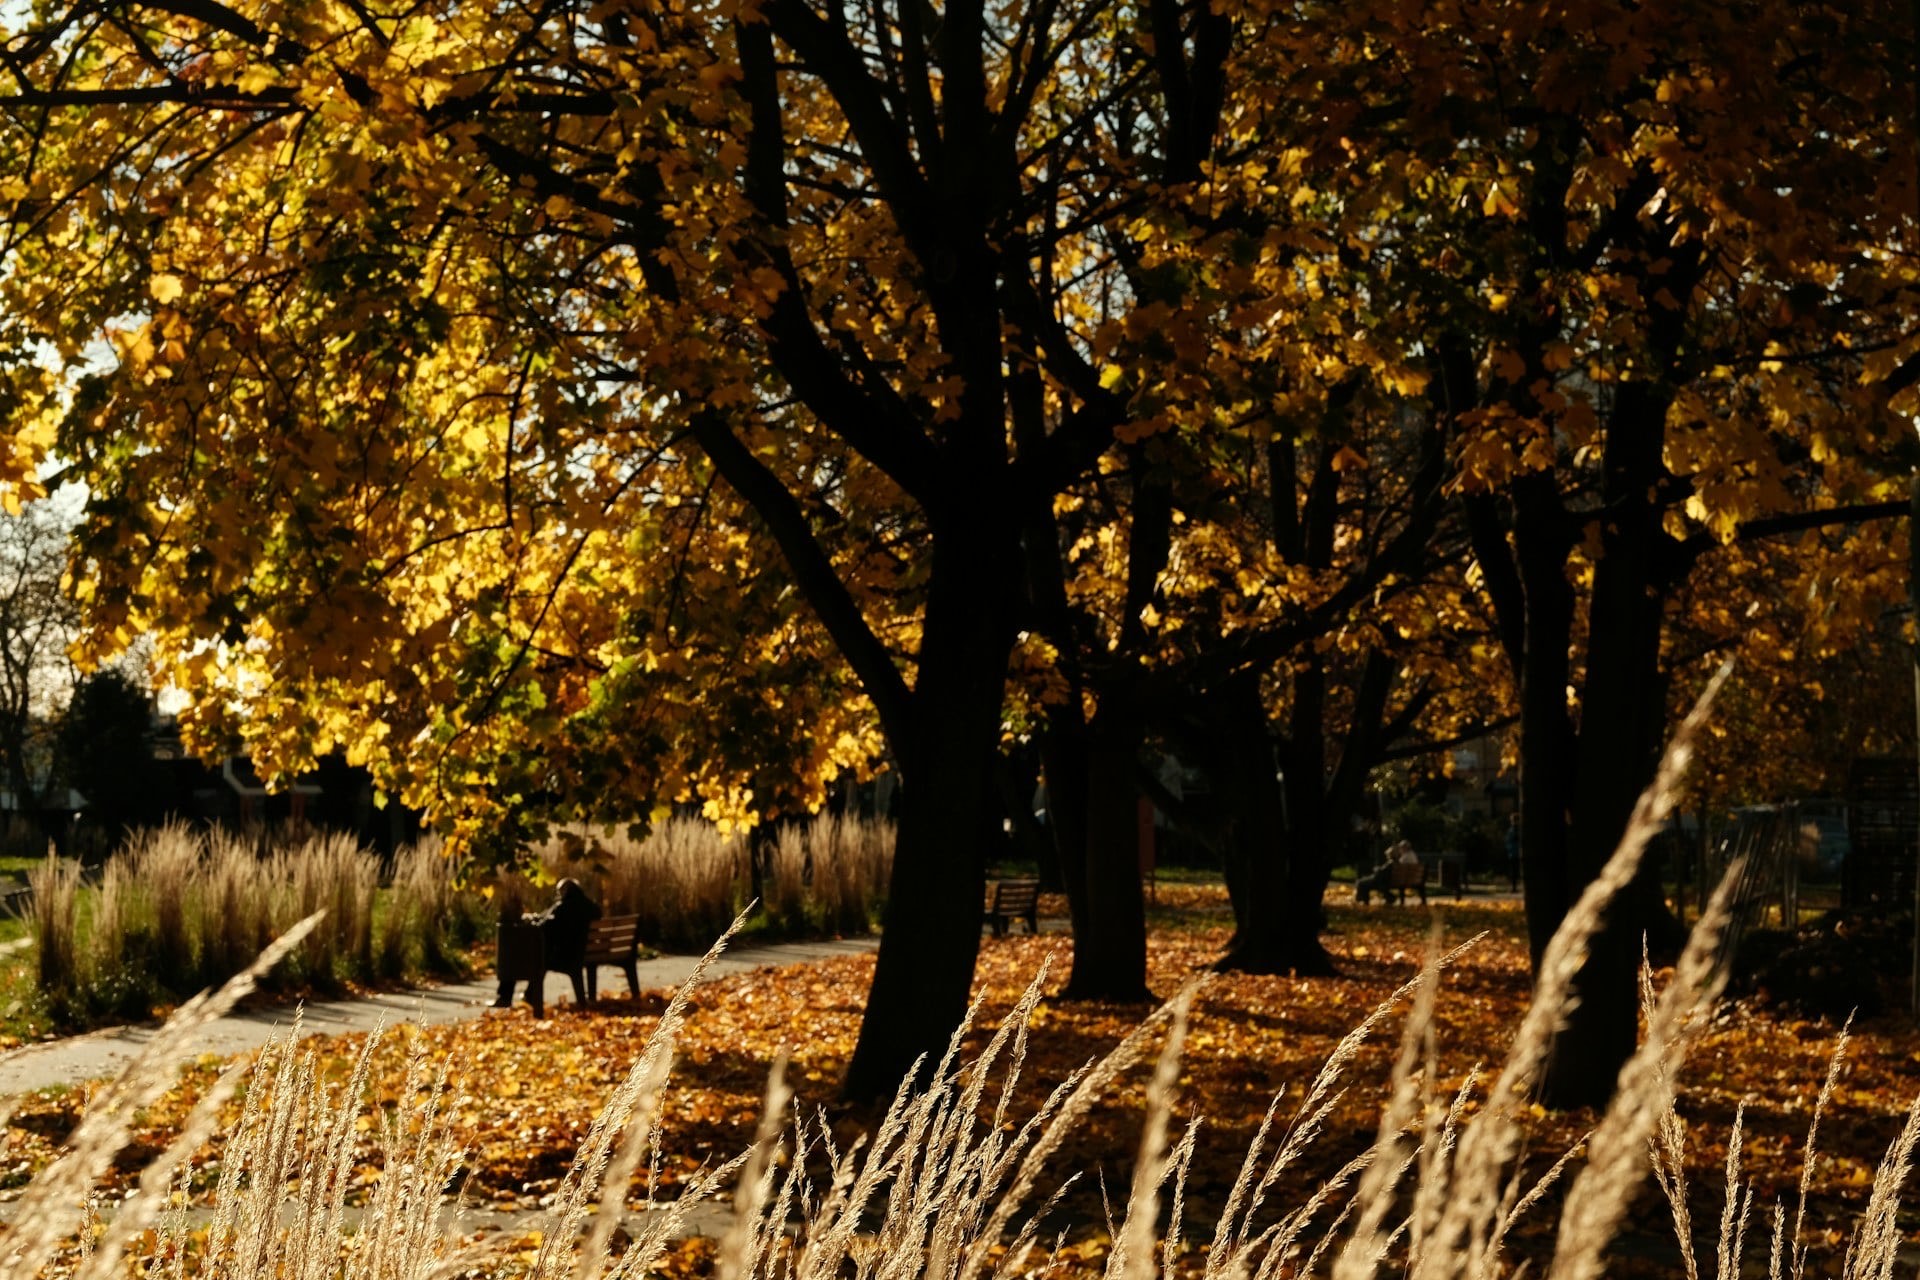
[35,825,478,1017]
[540,814,893,948]
[123,1017,468,1280]
[28,852,79,995]
[132,824,201,982]
[270,829,378,982]
[200,827,280,980]
[766,814,894,934]
[18,886,1920,1280]
[542,817,745,950]
[380,834,489,977]
[1,912,320,1279]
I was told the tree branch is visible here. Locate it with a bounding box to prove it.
[688,411,917,751]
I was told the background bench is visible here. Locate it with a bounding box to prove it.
[1365,854,1471,905]
[983,879,1040,936]
[582,914,642,999]
[1383,860,1428,906]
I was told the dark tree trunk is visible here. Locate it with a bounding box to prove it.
[1277,663,1335,963]
[845,756,993,1102]
[1511,472,1578,972]
[1210,681,1336,975]
[1061,692,1153,1001]
[1539,395,1674,1110]
[1050,459,1168,1001]
[1540,626,1658,1107]
[1275,650,1405,947]
[1037,704,1093,952]
[842,527,1013,1104]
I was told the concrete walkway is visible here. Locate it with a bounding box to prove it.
[0,936,881,1098]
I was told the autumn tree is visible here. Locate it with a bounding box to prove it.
[0,0,1250,1097]
[1670,525,1915,808]
[1032,18,1508,976]
[1252,0,1919,1105]
[11,0,1912,1113]
[57,667,164,846]
[0,497,83,850]
[1075,393,1472,976]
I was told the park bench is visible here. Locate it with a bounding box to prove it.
[581,914,643,999]
[1382,859,1429,906]
[1362,853,1475,906]
[983,879,1041,936]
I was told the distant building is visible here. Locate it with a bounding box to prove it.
[143,716,423,853]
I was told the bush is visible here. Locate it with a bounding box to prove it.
[765,813,893,934]
[377,836,491,979]
[27,855,79,1009]
[29,825,483,1022]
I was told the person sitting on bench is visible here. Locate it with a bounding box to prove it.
[492,879,602,1010]
[539,878,601,1005]
[1357,841,1421,905]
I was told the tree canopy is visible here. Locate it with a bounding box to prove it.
[2,0,1916,1102]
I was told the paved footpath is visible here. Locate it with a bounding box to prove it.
[0,936,881,1098]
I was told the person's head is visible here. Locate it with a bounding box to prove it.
[555,877,589,906]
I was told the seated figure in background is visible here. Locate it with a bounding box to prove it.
[538,878,603,1005]
[491,879,602,1015]
[1356,840,1421,905]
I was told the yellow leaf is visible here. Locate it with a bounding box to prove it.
[149,273,185,304]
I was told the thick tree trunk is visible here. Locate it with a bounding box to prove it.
[1211,683,1335,975]
[1281,662,1334,945]
[1061,693,1153,1001]
[844,751,994,1103]
[1037,708,1093,951]
[1512,473,1577,972]
[1539,404,1672,1110]
[1052,458,1166,1000]
[842,529,1012,1104]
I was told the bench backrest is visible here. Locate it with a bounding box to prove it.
[585,914,641,958]
[1388,861,1426,888]
[988,879,1040,912]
